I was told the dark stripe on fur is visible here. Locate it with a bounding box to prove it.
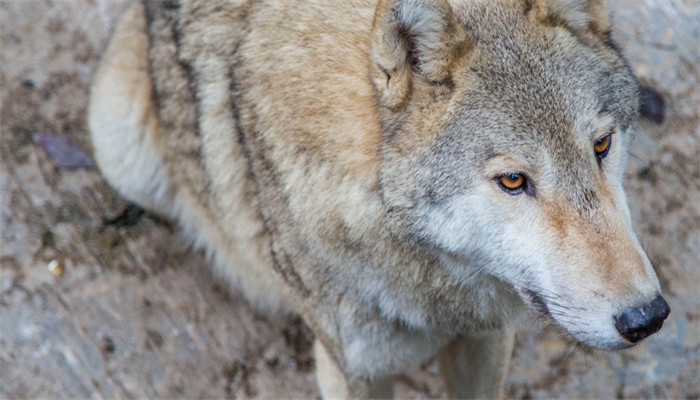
[227,62,312,299]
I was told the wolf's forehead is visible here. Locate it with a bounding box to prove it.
[458,3,638,133]
[457,29,617,151]
[473,37,602,118]
[457,49,604,152]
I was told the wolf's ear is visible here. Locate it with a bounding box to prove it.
[370,0,470,110]
[531,0,610,35]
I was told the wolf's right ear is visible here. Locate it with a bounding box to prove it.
[370,0,471,110]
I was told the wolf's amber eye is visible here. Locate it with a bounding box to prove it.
[594,133,612,159]
[498,173,525,193]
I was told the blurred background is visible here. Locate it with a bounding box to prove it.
[1,1,698,398]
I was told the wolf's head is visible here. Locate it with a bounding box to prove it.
[372,0,669,350]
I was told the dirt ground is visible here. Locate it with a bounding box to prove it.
[0,1,698,398]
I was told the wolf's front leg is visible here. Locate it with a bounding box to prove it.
[438,329,515,399]
[314,339,393,399]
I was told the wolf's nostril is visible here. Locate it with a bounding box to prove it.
[614,295,671,343]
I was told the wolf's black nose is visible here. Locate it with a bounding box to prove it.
[614,295,670,343]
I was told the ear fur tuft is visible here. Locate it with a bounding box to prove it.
[370,0,470,110]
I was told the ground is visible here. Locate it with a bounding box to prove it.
[0,1,698,398]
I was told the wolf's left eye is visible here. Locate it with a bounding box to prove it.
[594,132,612,160]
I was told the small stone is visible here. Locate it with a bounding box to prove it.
[47,259,63,276]
[33,133,95,169]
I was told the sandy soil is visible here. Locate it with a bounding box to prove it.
[1,1,698,398]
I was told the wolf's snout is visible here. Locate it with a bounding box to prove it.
[614,295,670,343]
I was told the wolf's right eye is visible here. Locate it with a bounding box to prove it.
[497,173,526,195]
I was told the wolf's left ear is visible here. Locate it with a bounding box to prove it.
[370,0,471,110]
[531,0,610,35]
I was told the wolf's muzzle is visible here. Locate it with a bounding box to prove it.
[614,295,670,343]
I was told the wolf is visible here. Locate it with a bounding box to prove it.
[88,0,670,397]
